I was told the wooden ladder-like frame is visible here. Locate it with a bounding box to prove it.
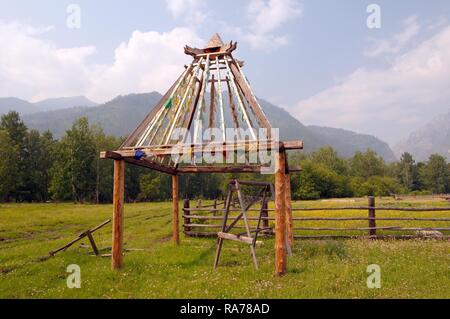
[213,180,275,270]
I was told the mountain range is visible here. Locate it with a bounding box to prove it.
[394,110,450,161]
[10,92,397,161]
[0,96,98,115]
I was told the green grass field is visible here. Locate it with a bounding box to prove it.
[0,198,449,299]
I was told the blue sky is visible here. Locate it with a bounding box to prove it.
[1,0,450,144]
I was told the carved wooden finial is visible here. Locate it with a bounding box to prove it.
[206,33,224,48]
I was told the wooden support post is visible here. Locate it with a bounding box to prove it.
[275,149,287,276]
[172,175,179,245]
[86,231,99,256]
[285,174,293,246]
[183,199,191,235]
[112,159,125,269]
[368,196,376,236]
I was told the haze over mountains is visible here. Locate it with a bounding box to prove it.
[394,110,450,161]
[5,92,397,162]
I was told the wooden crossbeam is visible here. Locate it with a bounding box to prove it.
[217,232,261,245]
[102,140,302,159]
[178,165,284,173]
[124,158,177,175]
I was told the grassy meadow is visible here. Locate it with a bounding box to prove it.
[0,198,449,299]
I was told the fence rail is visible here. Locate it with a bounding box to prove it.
[182,197,450,240]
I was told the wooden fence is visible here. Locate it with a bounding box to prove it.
[182,197,450,240]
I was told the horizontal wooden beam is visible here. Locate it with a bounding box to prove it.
[124,158,177,175]
[100,150,122,160]
[122,139,274,150]
[217,232,261,245]
[178,165,265,173]
[104,140,303,159]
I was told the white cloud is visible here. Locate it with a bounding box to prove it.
[89,28,202,101]
[230,0,302,50]
[0,22,95,101]
[365,15,420,57]
[164,0,207,25]
[0,21,203,102]
[291,25,450,144]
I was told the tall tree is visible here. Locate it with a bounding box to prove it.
[349,150,385,180]
[396,152,418,191]
[310,147,348,174]
[0,111,28,199]
[91,125,120,203]
[22,130,57,201]
[0,111,27,146]
[50,118,96,202]
[0,130,20,201]
[422,154,449,194]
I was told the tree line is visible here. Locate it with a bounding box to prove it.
[0,111,449,203]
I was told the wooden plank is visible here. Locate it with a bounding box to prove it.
[217,232,258,245]
[124,158,177,175]
[235,182,258,269]
[293,226,399,231]
[172,175,179,245]
[214,184,233,269]
[178,165,267,173]
[112,159,125,269]
[103,140,303,158]
[193,54,211,144]
[275,150,287,276]
[100,150,122,160]
[215,56,226,141]
[184,215,450,222]
[291,206,450,211]
[86,231,99,256]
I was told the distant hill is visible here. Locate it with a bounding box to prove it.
[21,92,397,161]
[23,93,162,138]
[259,99,397,161]
[394,111,450,161]
[33,96,98,111]
[306,126,397,161]
[0,96,97,115]
[0,97,37,115]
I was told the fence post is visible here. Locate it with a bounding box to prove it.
[262,199,269,229]
[184,199,191,236]
[368,196,376,237]
[213,199,217,216]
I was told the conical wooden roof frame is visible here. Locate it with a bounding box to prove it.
[102,34,302,174]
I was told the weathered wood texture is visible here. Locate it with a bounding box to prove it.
[183,199,191,233]
[285,174,293,246]
[172,175,179,245]
[368,196,376,236]
[101,140,303,159]
[274,150,287,276]
[49,219,111,256]
[112,160,125,269]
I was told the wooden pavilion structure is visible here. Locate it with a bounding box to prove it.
[100,34,303,275]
